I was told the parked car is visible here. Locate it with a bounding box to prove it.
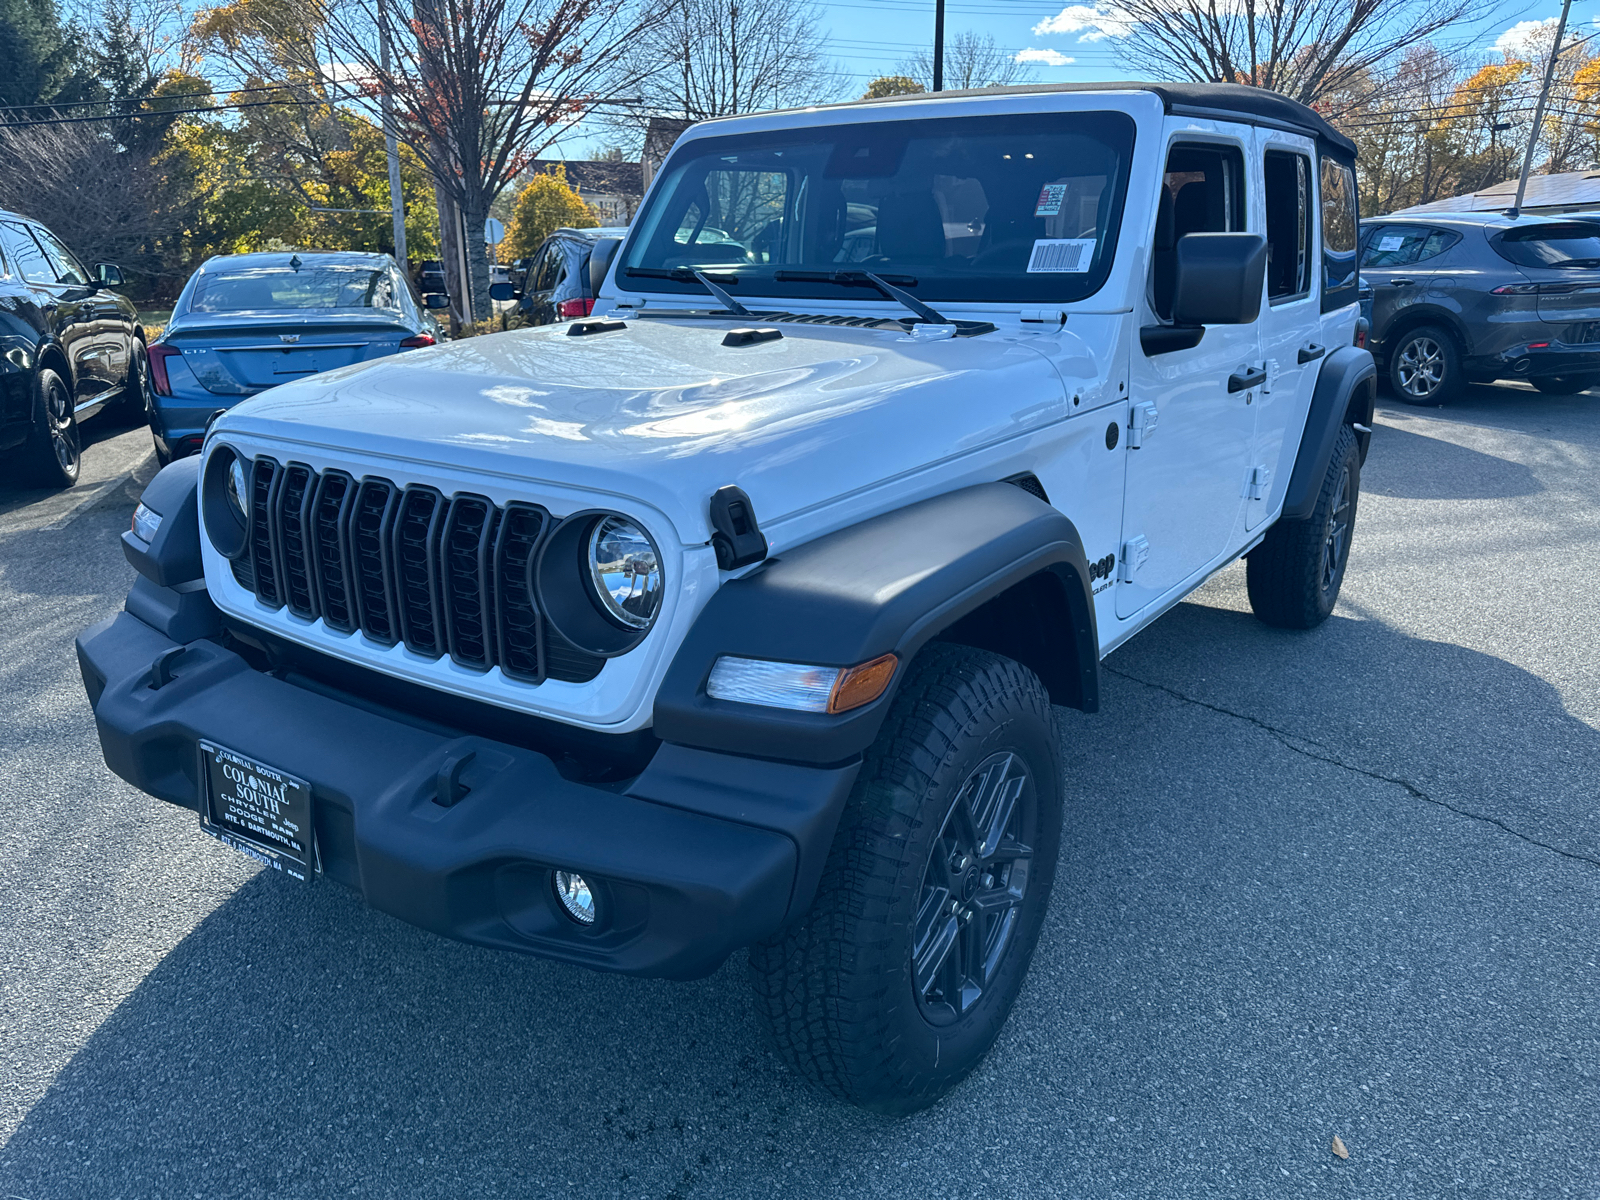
[413,258,448,297]
[490,226,629,324]
[1360,211,1600,401]
[144,251,448,464]
[0,209,148,487]
[81,82,1375,1114]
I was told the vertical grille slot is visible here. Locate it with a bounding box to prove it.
[312,470,357,632]
[277,463,318,619]
[349,479,399,644]
[442,495,497,669]
[493,501,546,682]
[248,457,283,608]
[392,485,446,656]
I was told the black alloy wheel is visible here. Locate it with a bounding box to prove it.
[913,751,1035,1027]
[109,340,153,423]
[19,367,81,488]
[1320,459,1354,595]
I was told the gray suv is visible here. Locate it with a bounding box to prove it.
[1361,212,1600,402]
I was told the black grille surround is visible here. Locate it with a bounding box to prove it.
[228,457,604,685]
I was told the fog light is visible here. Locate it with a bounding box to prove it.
[553,870,596,925]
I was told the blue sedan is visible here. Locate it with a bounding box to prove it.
[144,251,448,463]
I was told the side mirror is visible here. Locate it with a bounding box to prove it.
[96,263,125,289]
[588,237,623,297]
[1171,233,1266,326]
[424,292,451,309]
[488,281,519,302]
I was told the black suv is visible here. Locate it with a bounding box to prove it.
[491,226,628,324]
[0,210,147,487]
[1361,212,1600,402]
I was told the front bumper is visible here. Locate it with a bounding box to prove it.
[77,610,858,979]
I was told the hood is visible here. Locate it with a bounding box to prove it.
[214,316,1076,543]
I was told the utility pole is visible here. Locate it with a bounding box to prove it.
[379,0,408,271]
[1508,0,1572,219]
[932,0,945,91]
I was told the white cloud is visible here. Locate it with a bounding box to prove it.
[1493,18,1558,55]
[1033,4,1133,41]
[1014,48,1076,67]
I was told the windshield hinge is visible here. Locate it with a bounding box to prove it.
[1020,308,1067,327]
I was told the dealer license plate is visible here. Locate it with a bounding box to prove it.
[199,741,316,883]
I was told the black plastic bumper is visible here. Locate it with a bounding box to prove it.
[76,610,859,980]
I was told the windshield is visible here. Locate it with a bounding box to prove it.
[189,264,402,312]
[1492,223,1600,269]
[621,111,1136,305]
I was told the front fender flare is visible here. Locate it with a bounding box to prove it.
[653,483,1098,765]
[1281,346,1376,522]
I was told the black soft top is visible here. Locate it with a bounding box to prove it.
[824,80,1357,161]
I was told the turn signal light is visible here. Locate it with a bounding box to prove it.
[558,298,596,319]
[146,343,180,396]
[830,654,898,713]
[399,333,436,349]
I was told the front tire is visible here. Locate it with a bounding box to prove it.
[749,644,1063,1115]
[1388,325,1462,404]
[1246,424,1360,629]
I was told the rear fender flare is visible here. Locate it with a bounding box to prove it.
[653,483,1099,765]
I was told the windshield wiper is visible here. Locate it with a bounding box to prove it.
[623,266,750,316]
[773,269,949,325]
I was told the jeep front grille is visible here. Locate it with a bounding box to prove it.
[228,456,603,684]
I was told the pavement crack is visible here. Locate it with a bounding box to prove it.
[1104,665,1600,870]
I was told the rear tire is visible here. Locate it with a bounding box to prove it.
[106,340,152,423]
[18,367,81,488]
[749,644,1063,1115]
[1530,374,1597,395]
[1387,325,1462,404]
[1246,424,1360,630]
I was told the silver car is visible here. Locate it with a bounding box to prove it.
[1361,212,1600,402]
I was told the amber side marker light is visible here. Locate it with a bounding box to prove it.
[705,653,899,714]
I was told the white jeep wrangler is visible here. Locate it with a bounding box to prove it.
[80,81,1375,1114]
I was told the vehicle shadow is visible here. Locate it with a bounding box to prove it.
[3,608,1598,1198]
[1358,419,1543,501]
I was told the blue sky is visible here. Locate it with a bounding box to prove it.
[558,0,1584,158]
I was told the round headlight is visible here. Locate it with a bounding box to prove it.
[587,515,662,630]
[226,455,249,522]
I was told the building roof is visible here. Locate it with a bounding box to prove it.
[1392,170,1600,216]
[529,159,643,198]
[708,80,1357,159]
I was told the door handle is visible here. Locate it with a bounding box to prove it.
[1298,343,1326,364]
[1390,278,1415,287]
[1228,366,1267,393]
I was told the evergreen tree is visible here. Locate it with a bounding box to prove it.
[0,0,95,108]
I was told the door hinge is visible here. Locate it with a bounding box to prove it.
[1243,464,1272,501]
[1128,401,1159,448]
[1119,536,1149,582]
[1263,359,1278,394]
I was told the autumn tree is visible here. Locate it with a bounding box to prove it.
[502,164,596,257]
[862,75,922,99]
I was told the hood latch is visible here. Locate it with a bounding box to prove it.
[709,485,769,570]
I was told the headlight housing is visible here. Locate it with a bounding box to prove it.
[587,515,662,630]
[535,510,666,657]
[200,443,251,559]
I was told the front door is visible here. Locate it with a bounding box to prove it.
[1118,136,1262,620]
[1250,134,1322,531]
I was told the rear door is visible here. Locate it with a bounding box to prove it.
[1119,133,1262,620]
[1361,222,1442,344]
[1250,133,1320,532]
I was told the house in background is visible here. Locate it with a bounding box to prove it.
[1393,170,1600,217]
[529,158,645,224]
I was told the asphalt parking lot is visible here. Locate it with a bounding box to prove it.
[1,383,1597,1200]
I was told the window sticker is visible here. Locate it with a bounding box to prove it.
[1378,235,1405,251]
[1034,183,1069,217]
[1027,238,1096,273]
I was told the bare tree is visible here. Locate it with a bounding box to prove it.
[1037,0,1476,107]
[900,31,1036,91]
[610,0,835,146]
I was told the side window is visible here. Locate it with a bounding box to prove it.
[1417,229,1460,263]
[29,224,89,285]
[1320,154,1358,310]
[532,246,559,292]
[0,221,57,284]
[1362,225,1428,267]
[1152,141,1246,321]
[1264,150,1313,301]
